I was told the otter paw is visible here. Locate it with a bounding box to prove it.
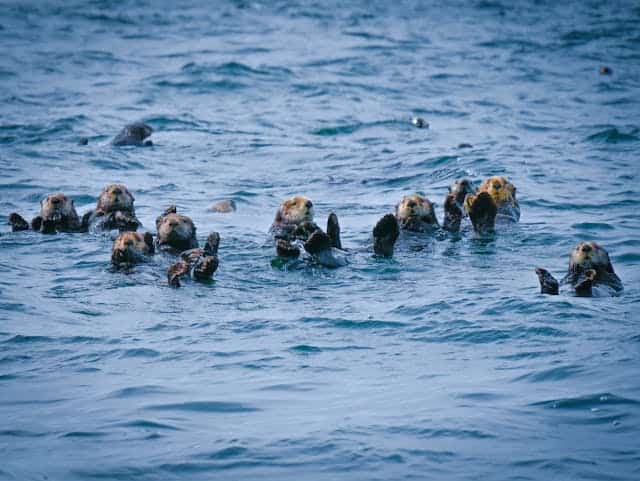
[373,214,400,258]
[276,239,300,258]
[8,213,30,232]
[442,194,463,233]
[327,213,342,249]
[468,192,497,235]
[535,267,559,295]
[204,232,220,256]
[193,255,219,281]
[304,229,332,255]
[168,261,190,287]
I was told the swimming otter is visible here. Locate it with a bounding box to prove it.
[82,184,141,232]
[470,176,520,222]
[111,122,153,146]
[167,232,220,287]
[111,231,155,266]
[208,199,237,213]
[8,193,83,234]
[270,196,345,267]
[535,241,623,297]
[155,206,198,252]
[371,182,474,257]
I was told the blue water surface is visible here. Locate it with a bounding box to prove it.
[1,1,639,480]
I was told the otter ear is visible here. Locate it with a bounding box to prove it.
[144,232,155,254]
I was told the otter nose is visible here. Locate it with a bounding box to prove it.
[305,200,313,208]
[113,188,121,195]
[493,181,501,190]
[408,201,416,208]
[125,239,133,247]
[51,197,61,205]
[581,244,592,253]
[169,220,177,227]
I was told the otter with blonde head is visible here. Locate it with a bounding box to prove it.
[9,193,83,234]
[535,241,623,297]
[270,195,345,267]
[111,231,155,267]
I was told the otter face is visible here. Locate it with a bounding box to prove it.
[275,196,315,225]
[395,194,437,228]
[156,213,196,249]
[449,179,476,207]
[97,184,135,213]
[569,241,612,272]
[111,232,154,265]
[40,193,77,222]
[478,176,517,206]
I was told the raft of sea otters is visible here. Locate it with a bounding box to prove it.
[7,123,624,296]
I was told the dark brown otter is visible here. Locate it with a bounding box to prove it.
[155,206,198,252]
[82,184,141,232]
[168,232,220,287]
[535,241,623,297]
[9,193,83,234]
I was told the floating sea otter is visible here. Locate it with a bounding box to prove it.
[463,176,520,233]
[9,193,83,234]
[111,231,155,267]
[535,241,623,297]
[270,196,346,268]
[82,184,141,232]
[112,122,153,146]
[370,179,477,257]
[155,206,198,252]
[154,206,220,285]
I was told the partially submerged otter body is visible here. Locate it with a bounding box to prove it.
[111,122,153,147]
[9,193,83,234]
[83,184,141,233]
[155,206,198,252]
[536,241,623,297]
[270,196,346,268]
[111,231,155,267]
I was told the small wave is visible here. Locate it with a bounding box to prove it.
[111,419,181,431]
[586,127,639,143]
[531,393,640,409]
[145,401,259,413]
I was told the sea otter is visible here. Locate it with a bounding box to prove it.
[270,196,346,267]
[167,232,220,287]
[82,184,141,232]
[535,241,623,297]
[111,231,155,266]
[155,206,198,252]
[371,182,476,257]
[111,122,153,146]
[459,175,519,235]
[8,193,83,234]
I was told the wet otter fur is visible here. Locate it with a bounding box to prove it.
[168,232,220,287]
[111,231,155,267]
[270,196,345,267]
[82,184,141,232]
[535,241,623,297]
[155,206,198,252]
[111,122,153,146]
[9,193,83,234]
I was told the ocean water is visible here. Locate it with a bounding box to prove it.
[1,1,639,480]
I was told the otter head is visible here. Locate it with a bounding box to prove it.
[478,176,517,206]
[111,232,154,266]
[156,209,197,250]
[449,179,476,208]
[569,241,614,274]
[274,196,315,225]
[97,184,135,214]
[395,194,437,230]
[40,193,77,222]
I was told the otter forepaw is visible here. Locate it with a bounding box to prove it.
[304,229,332,255]
[204,232,220,256]
[8,213,30,232]
[535,267,559,295]
[327,213,342,249]
[574,269,596,297]
[168,261,190,288]
[276,239,300,258]
[442,194,463,233]
[468,192,497,235]
[373,214,400,258]
[193,255,219,281]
